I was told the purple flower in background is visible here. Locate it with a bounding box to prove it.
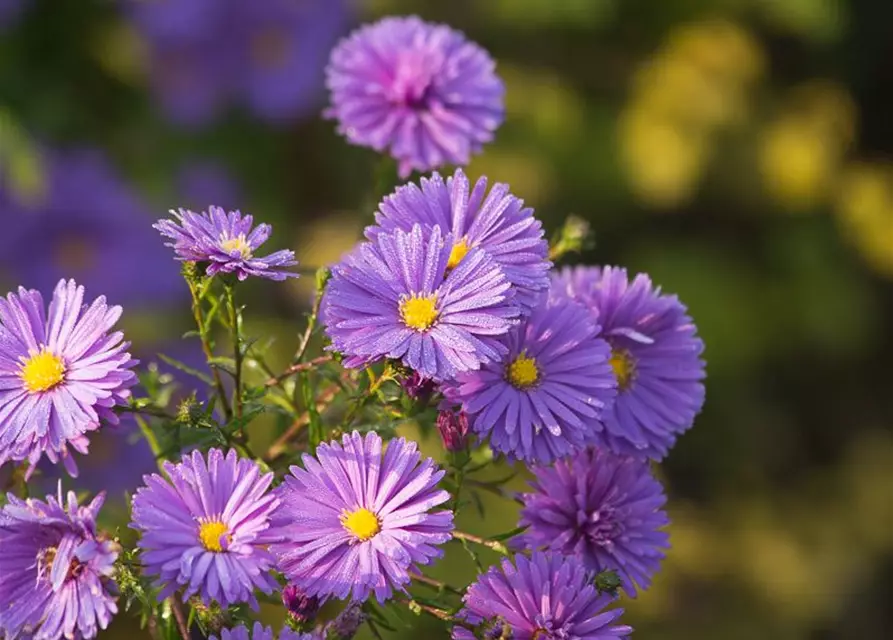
[367,169,551,312]
[211,622,318,640]
[552,266,706,460]
[444,295,616,464]
[0,0,24,30]
[0,148,184,308]
[517,447,670,597]
[0,279,138,476]
[0,487,118,639]
[131,449,282,608]
[155,206,298,281]
[326,16,505,177]
[271,431,454,603]
[451,551,632,640]
[323,224,519,381]
[130,0,349,127]
[177,161,242,210]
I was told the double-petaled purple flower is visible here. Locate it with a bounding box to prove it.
[322,224,519,381]
[452,551,632,639]
[154,206,298,281]
[326,16,504,177]
[0,279,138,476]
[444,295,617,464]
[552,266,706,459]
[367,169,551,312]
[517,447,670,597]
[130,449,282,608]
[0,487,118,639]
[271,431,454,603]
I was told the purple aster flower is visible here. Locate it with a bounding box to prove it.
[130,0,349,127]
[0,279,138,476]
[452,551,632,640]
[130,448,282,608]
[444,295,617,464]
[516,447,670,597]
[0,148,184,308]
[322,224,519,381]
[0,487,118,639]
[326,16,505,178]
[212,622,318,640]
[271,430,454,603]
[367,169,551,312]
[154,205,298,281]
[552,266,706,460]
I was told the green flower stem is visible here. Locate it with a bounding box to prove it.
[134,414,166,474]
[187,277,232,421]
[224,283,244,419]
[451,530,510,555]
[409,572,464,596]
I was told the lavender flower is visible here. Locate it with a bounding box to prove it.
[444,295,617,464]
[0,487,118,639]
[452,551,632,639]
[517,447,670,597]
[271,431,454,603]
[0,148,184,308]
[367,169,551,312]
[322,224,519,381]
[212,622,318,640]
[326,16,504,177]
[0,279,138,476]
[154,206,298,281]
[130,449,282,608]
[552,266,706,459]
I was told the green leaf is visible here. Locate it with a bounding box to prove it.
[157,353,213,385]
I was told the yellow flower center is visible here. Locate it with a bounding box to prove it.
[507,352,539,388]
[20,348,66,394]
[609,348,636,391]
[446,238,470,270]
[341,507,381,542]
[399,293,439,332]
[220,234,252,259]
[198,520,230,553]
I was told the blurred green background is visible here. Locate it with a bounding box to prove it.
[1,0,892,638]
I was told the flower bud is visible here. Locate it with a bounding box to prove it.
[325,603,365,639]
[401,371,436,402]
[282,584,320,624]
[436,409,469,452]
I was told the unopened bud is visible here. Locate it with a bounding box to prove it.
[594,569,622,597]
[437,410,469,452]
[401,371,436,402]
[325,603,365,640]
[175,394,204,426]
[478,617,514,639]
[282,584,320,624]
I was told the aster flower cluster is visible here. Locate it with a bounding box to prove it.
[0,12,708,640]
